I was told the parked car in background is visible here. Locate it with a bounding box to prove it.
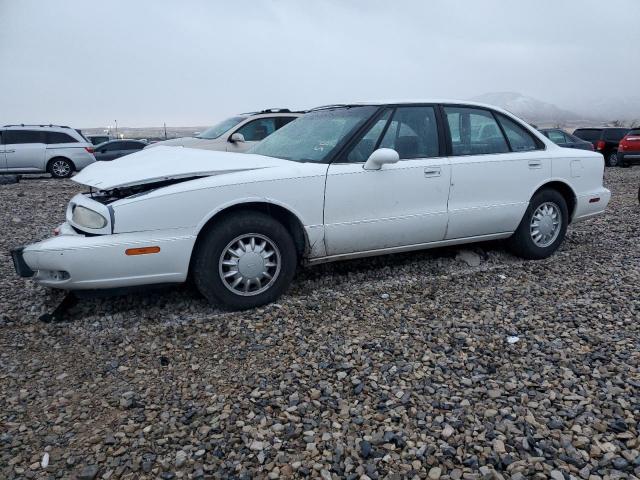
[0,124,95,178]
[145,109,303,153]
[87,135,110,145]
[573,127,629,166]
[12,101,610,310]
[94,140,147,161]
[539,128,594,151]
[618,128,640,167]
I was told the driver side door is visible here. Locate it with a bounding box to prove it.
[323,106,451,256]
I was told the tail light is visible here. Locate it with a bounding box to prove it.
[596,140,606,151]
[85,147,94,154]
[619,139,627,151]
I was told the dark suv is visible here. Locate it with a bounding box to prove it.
[573,127,629,167]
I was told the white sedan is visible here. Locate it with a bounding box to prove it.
[12,101,610,309]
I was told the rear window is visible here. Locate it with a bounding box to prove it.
[573,129,601,141]
[603,128,628,141]
[4,130,46,144]
[46,132,78,144]
[628,129,640,136]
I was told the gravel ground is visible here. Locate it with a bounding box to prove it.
[1,170,638,480]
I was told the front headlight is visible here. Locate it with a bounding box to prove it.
[72,205,107,229]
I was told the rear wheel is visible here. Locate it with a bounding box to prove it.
[48,158,74,178]
[192,211,297,310]
[606,151,619,167]
[507,189,568,260]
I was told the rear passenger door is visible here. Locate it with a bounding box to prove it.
[4,130,47,171]
[443,106,550,239]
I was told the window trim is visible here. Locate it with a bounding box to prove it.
[440,104,545,157]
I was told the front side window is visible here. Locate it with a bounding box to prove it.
[378,106,440,159]
[46,132,77,144]
[249,106,377,163]
[496,114,539,151]
[444,107,509,155]
[4,130,46,144]
[346,109,392,162]
[196,116,246,139]
[235,118,277,142]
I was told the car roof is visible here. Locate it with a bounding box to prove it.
[575,127,628,131]
[309,100,539,125]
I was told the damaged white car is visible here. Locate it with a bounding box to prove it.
[12,101,611,309]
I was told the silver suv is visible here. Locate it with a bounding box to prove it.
[146,109,303,153]
[0,125,96,178]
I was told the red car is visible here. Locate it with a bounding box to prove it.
[619,128,640,167]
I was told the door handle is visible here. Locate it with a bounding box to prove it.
[424,167,441,177]
[528,160,542,169]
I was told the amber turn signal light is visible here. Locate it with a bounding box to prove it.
[125,246,160,256]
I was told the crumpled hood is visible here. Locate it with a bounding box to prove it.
[73,146,293,190]
[145,137,216,148]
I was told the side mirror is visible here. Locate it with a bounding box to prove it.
[363,148,400,170]
[230,133,245,143]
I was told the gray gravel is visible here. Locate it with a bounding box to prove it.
[1,170,639,479]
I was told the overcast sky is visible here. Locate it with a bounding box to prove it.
[1,0,638,127]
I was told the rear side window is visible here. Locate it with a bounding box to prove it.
[444,107,509,155]
[573,129,601,141]
[495,114,539,151]
[603,128,628,141]
[46,132,77,144]
[546,130,568,144]
[4,130,46,144]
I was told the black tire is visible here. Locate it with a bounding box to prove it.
[507,189,568,260]
[48,158,74,178]
[606,151,619,167]
[192,211,297,310]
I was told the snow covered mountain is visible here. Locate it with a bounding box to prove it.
[470,92,581,125]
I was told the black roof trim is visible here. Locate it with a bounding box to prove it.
[4,124,71,128]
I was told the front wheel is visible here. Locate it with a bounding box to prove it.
[48,158,74,178]
[192,211,297,310]
[606,152,619,167]
[507,189,568,260]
